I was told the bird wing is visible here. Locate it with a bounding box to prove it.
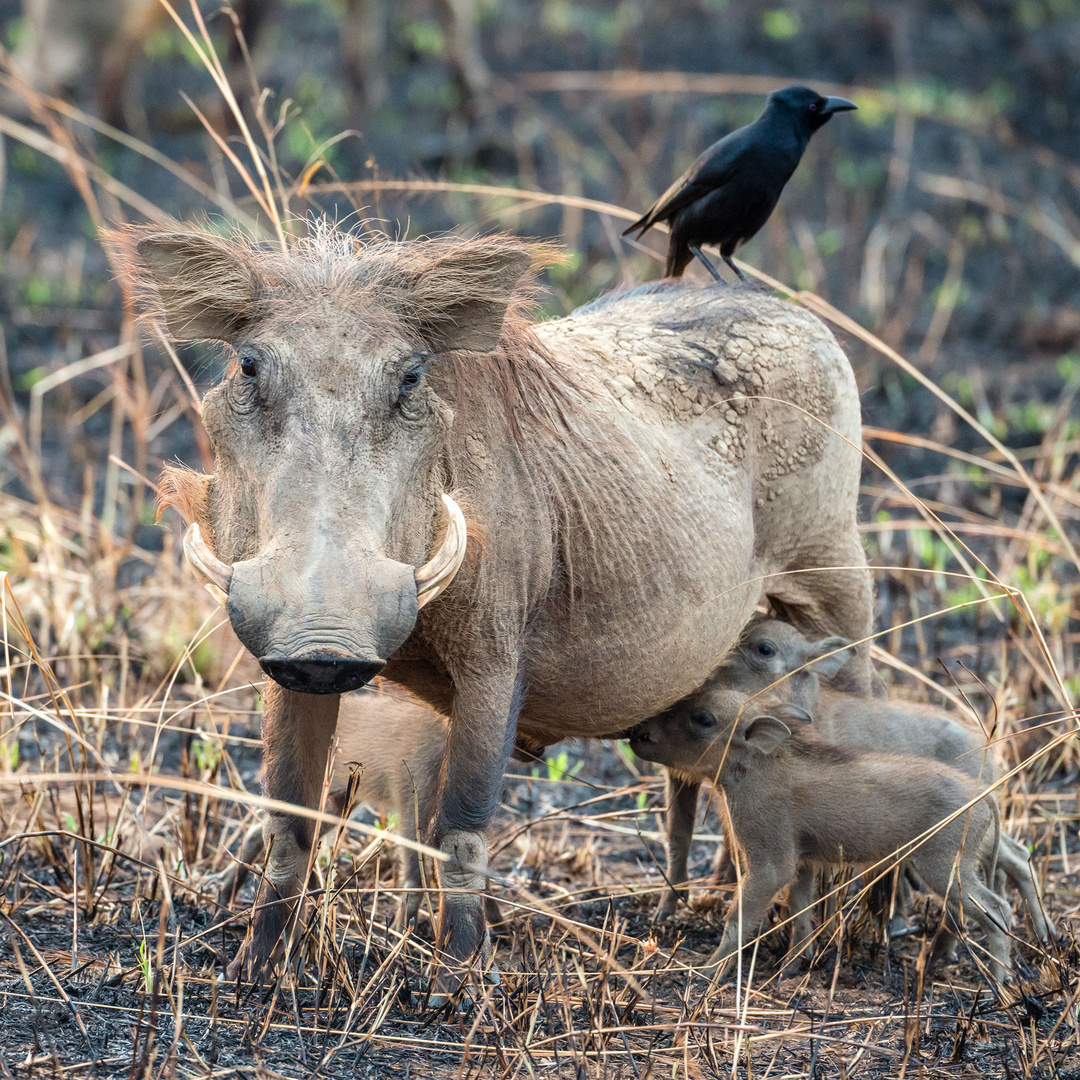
[622,125,755,238]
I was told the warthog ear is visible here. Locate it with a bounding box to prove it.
[406,244,532,353]
[744,715,792,755]
[804,636,856,680]
[135,232,261,342]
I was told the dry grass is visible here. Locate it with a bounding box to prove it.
[0,4,1078,1076]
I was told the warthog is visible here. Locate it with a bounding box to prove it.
[656,617,1051,943]
[629,691,1014,982]
[658,615,853,917]
[215,684,447,925]
[123,225,875,987]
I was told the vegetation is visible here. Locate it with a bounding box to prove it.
[0,1,1077,1076]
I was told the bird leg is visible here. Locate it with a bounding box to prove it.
[723,254,748,283]
[689,245,725,283]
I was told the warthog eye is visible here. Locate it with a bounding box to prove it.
[752,640,776,659]
[239,354,258,378]
[689,709,717,731]
[397,360,429,406]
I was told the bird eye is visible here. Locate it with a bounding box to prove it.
[239,355,258,378]
[689,710,717,731]
[753,640,777,658]
[809,102,818,112]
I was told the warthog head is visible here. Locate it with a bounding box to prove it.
[132,228,536,694]
[628,685,812,778]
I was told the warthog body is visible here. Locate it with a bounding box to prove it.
[659,618,1051,943]
[814,687,1050,942]
[630,691,1014,981]
[125,226,874,983]
[217,685,446,923]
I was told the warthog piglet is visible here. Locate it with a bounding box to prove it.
[630,689,1014,981]
[661,618,1050,945]
[216,686,446,925]
[655,616,854,917]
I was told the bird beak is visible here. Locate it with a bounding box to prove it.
[820,96,858,115]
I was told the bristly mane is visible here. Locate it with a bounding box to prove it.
[112,222,582,442]
[156,463,212,535]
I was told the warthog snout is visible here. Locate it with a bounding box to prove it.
[225,552,419,694]
[181,496,468,695]
[626,719,661,752]
[259,653,387,695]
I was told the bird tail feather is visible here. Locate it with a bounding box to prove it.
[621,215,650,238]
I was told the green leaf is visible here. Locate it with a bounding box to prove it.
[762,10,800,39]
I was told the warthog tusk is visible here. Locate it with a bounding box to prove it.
[415,494,467,609]
[183,523,233,609]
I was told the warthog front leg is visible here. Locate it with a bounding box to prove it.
[430,666,520,996]
[229,683,341,979]
[708,851,796,980]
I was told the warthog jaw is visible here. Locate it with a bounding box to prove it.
[182,494,467,611]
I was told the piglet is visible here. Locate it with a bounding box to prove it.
[631,688,1014,981]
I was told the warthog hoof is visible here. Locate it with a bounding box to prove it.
[226,881,298,982]
[655,887,684,920]
[426,959,502,1012]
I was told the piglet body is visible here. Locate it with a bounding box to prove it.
[631,690,1014,981]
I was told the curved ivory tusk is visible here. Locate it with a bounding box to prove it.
[415,494,467,609]
[183,522,234,609]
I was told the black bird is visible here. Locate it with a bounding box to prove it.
[623,85,857,282]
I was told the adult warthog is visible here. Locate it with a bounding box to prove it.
[124,225,874,987]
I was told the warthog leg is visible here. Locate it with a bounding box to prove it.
[229,684,341,979]
[993,833,1053,945]
[707,849,797,980]
[783,861,819,974]
[656,772,701,919]
[428,668,520,999]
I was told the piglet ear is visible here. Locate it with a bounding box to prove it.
[744,715,792,755]
[125,230,262,342]
[804,636,856,680]
[767,702,813,726]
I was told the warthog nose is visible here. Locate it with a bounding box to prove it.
[259,654,386,694]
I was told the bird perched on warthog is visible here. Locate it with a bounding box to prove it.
[120,223,874,998]
[623,85,857,281]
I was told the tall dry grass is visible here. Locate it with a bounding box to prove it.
[0,2,1077,1075]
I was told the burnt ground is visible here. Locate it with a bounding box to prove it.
[0,653,1076,1078]
[1,0,1080,1076]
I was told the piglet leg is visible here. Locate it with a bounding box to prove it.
[657,772,701,918]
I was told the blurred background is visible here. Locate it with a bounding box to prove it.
[0,3,1078,1068]
[0,0,1077,773]
[1,0,1079,775]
